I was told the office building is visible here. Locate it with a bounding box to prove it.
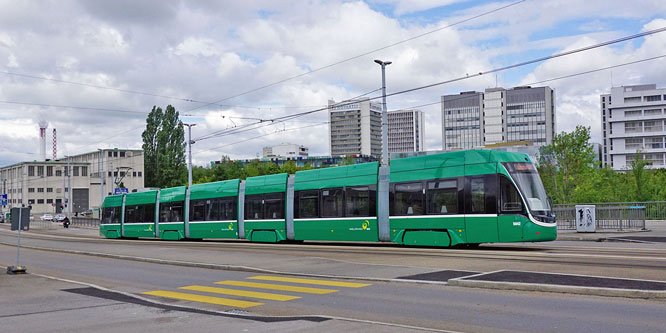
[329,98,382,157]
[601,84,666,170]
[262,143,308,158]
[387,109,425,153]
[442,86,555,150]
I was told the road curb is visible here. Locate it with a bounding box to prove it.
[447,278,666,300]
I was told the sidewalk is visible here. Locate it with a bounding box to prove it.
[556,220,666,241]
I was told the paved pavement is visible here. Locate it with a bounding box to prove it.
[556,220,666,241]
[0,273,414,333]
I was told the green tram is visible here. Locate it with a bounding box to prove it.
[100,150,556,246]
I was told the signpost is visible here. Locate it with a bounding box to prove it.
[114,188,129,195]
[7,207,30,274]
[1,193,7,206]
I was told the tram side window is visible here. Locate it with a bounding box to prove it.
[190,200,206,222]
[145,204,155,222]
[264,192,285,219]
[426,179,458,214]
[125,205,138,223]
[219,197,236,220]
[160,202,184,222]
[296,190,319,218]
[245,194,264,220]
[467,175,497,214]
[321,188,344,218]
[393,182,424,215]
[346,186,371,217]
[500,176,523,213]
[102,207,120,224]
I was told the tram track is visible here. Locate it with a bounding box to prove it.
[2,229,666,275]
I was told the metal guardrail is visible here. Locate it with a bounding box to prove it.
[555,201,666,221]
[553,205,646,231]
[71,217,100,228]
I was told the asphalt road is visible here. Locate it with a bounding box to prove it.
[1,228,665,332]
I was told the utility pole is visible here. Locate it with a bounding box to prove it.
[374,59,392,242]
[183,124,196,188]
[67,156,71,218]
[99,149,104,211]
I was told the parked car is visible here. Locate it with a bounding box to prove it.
[41,214,54,221]
[55,214,66,222]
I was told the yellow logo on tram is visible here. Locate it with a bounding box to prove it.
[362,221,369,230]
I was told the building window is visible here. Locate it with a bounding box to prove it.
[645,109,662,116]
[37,166,44,176]
[645,95,662,102]
[82,167,88,176]
[624,97,642,103]
[28,166,35,176]
[28,188,35,193]
[37,188,44,193]
[73,166,79,176]
[65,188,68,192]
[625,121,642,133]
[120,151,125,157]
[108,151,113,157]
[47,188,53,193]
[56,169,62,177]
[138,172,142,177]
[47,199,53,204]
[646,137,664,149]
[47,166,53,177]
[644,120,663,132]
[625,138,643,150]
[133,172,137,177]
[625,110,642,117]
[114,151,118,157]
[37,199,44,204]
[28,199,35,204]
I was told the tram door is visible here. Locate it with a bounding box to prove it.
[464,167,499,244]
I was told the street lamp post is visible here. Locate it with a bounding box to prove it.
[374,59,391,243]
[374,59,391,166]
[183,124,196,188]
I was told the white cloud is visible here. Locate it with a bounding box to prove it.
[0,1,664,166]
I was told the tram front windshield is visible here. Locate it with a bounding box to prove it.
[503,162,552,221]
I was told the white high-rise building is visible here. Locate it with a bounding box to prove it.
[442,86,555,150]
[328,98,382,157]
[601,84,666,170]
[387,109,425,153]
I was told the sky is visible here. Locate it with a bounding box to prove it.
[1,0,665,166]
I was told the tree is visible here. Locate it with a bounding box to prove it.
[142,106,162,187]
[141,105,186,188]
[630,152,649,202]
[538,126,596,203]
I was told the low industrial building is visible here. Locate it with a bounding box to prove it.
[0,148,144,216]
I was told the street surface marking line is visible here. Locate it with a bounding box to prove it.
[249,275,372,288]
[215,280,338,294]
[179,285,300,301]
[142,290,263,308]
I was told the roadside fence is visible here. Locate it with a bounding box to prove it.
[72,217,100,229]
[553,205,646,231]
[556,201,666,221]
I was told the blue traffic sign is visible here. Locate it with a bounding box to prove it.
[114,188,129,195]
[1,193,7,206]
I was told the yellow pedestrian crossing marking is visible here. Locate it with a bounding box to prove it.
[179,285,301,301]
[142,290,263,308]
[215,280,338,294]
[248,276,372,288]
